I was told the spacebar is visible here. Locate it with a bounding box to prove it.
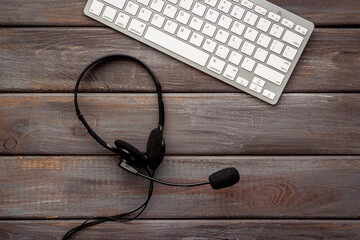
[144,26,209,67]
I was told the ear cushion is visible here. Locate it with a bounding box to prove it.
[114,140,147,168]
[146,128,165,170]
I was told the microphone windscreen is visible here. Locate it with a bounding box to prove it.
[209,167,240,190]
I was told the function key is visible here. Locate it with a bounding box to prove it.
[268,12,280,22]
[254,5,267,15]
[241,0,254,9]
[89,0,104,16]
[281,18,294,28]
[295,25,308,35]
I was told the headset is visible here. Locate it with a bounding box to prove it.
[65,54,240,239]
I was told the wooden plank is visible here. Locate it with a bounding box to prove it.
[1,94,360,155]
[0,0,360,26]
[1,28,360,93]
[0,156,359,218]
[1,220,360,239]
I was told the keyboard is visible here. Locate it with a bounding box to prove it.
[84,0,314,105]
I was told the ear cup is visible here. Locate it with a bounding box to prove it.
[114,140,147,168]
[146,128,165,170]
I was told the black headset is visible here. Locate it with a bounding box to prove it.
[75,54,166,171]
[74,54,240,189]
[66,54,240,239]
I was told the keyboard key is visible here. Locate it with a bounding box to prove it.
[125,1,139,15]
[203,23,217,37]
[267,54,291,73]
[145,26,209,66]
[204,0,218,7]
[230,5,245,20]
[254,63,285,85]
[223,64,238,80]
[168,0,178,4]
[128,19,146,36]
[254,48,268,62]
[177,26,191,40]
[249,83,262,93]
[215,45,230,59]
[254,5,267,15]
[103,0,126,9]
[150,0,165,12]
[215,29,229,43]
[241,0,254,9]
[205,9,220,23]
[269,24,284,38]
[217,0,232,13]
[218,15,232,29]
[164,20,178,34]
[138,0,150,6]
[151,14,165,28]
[256,18,271,32]
[253,77,265,87]
[231,21,245,36]
[269,39,284,54]
[89,0,104,16]
[203,38,217,53]
[207,56,226,74]
[295,25,308,35]
[283,46,297,60]
[163,4,178,18]
[138,7,152,21]
[241,41,255,56]
[102,6,117,22]
[241,57,256,71]
[236,77,249,87]
[257,33,271,48]
[176,10,191,24]
[192,2,206,16]
[189,32,204,46]
[283,30,304,48]
[244,27,258,42]
[263,89,276,100]
[228,35,242,49]
[281,18,294,29]
[244,12,258,26]
[189,16,203,31]
[268,12,280,22]
[115,12,130,28]
[228,51,243,65]
[179,0,194,10]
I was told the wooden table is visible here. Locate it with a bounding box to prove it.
[1,1,360,239]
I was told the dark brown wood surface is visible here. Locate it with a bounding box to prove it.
[1,220,360,240]
[1,94,360,155]
[1,28,359,93]
[1,0,360,239]
[1,156,360,218]
[0,0,359,26]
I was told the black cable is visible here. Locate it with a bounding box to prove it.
[137,172,210,187]
[62,168,155,240]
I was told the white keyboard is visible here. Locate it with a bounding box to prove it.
[84,0,314,105]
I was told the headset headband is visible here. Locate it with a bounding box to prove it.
[74,54,165,154]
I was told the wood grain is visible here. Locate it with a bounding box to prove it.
[0,0,359,26]
[0,156,359,218]
[1,220,360,240]
[0,28,359,93]
[1,94,360,155]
